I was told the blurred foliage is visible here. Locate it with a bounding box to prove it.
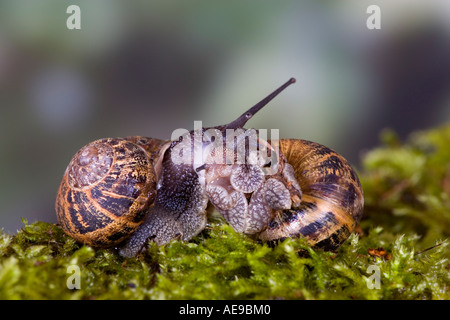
[2,0,450,234]
[1,124,450,300]
[360,124,450,248]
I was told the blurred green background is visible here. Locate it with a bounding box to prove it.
[0,0,449,233]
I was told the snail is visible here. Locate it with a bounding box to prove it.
[55,78,364,257]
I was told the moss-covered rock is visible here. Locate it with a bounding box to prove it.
[1,125,450,300]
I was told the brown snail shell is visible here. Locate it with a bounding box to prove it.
[258,139,364,250]
[54,78,364,255]
[55,137,165,248]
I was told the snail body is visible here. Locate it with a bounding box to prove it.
[55,78,364,256]
[201,137,363,251]
[119,136,210,257]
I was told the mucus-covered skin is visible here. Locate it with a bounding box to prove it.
[119,134,209,257]
[56,78,364,257]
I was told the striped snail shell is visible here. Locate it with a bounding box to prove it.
[258,139,364,250]
[55,136,166,248]
[203,138,364,251]
[201,78,364,250]
[55,78,364,256]
[56,132,210,255]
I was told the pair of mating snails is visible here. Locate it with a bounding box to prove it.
[55,78,364,257]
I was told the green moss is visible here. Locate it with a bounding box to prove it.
[360,125,450,248]
[1,125,450,300]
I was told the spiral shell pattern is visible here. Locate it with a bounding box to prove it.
[56,138,160,248]
[258,139,364,250]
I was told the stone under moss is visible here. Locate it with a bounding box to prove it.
[1,124,450,300]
